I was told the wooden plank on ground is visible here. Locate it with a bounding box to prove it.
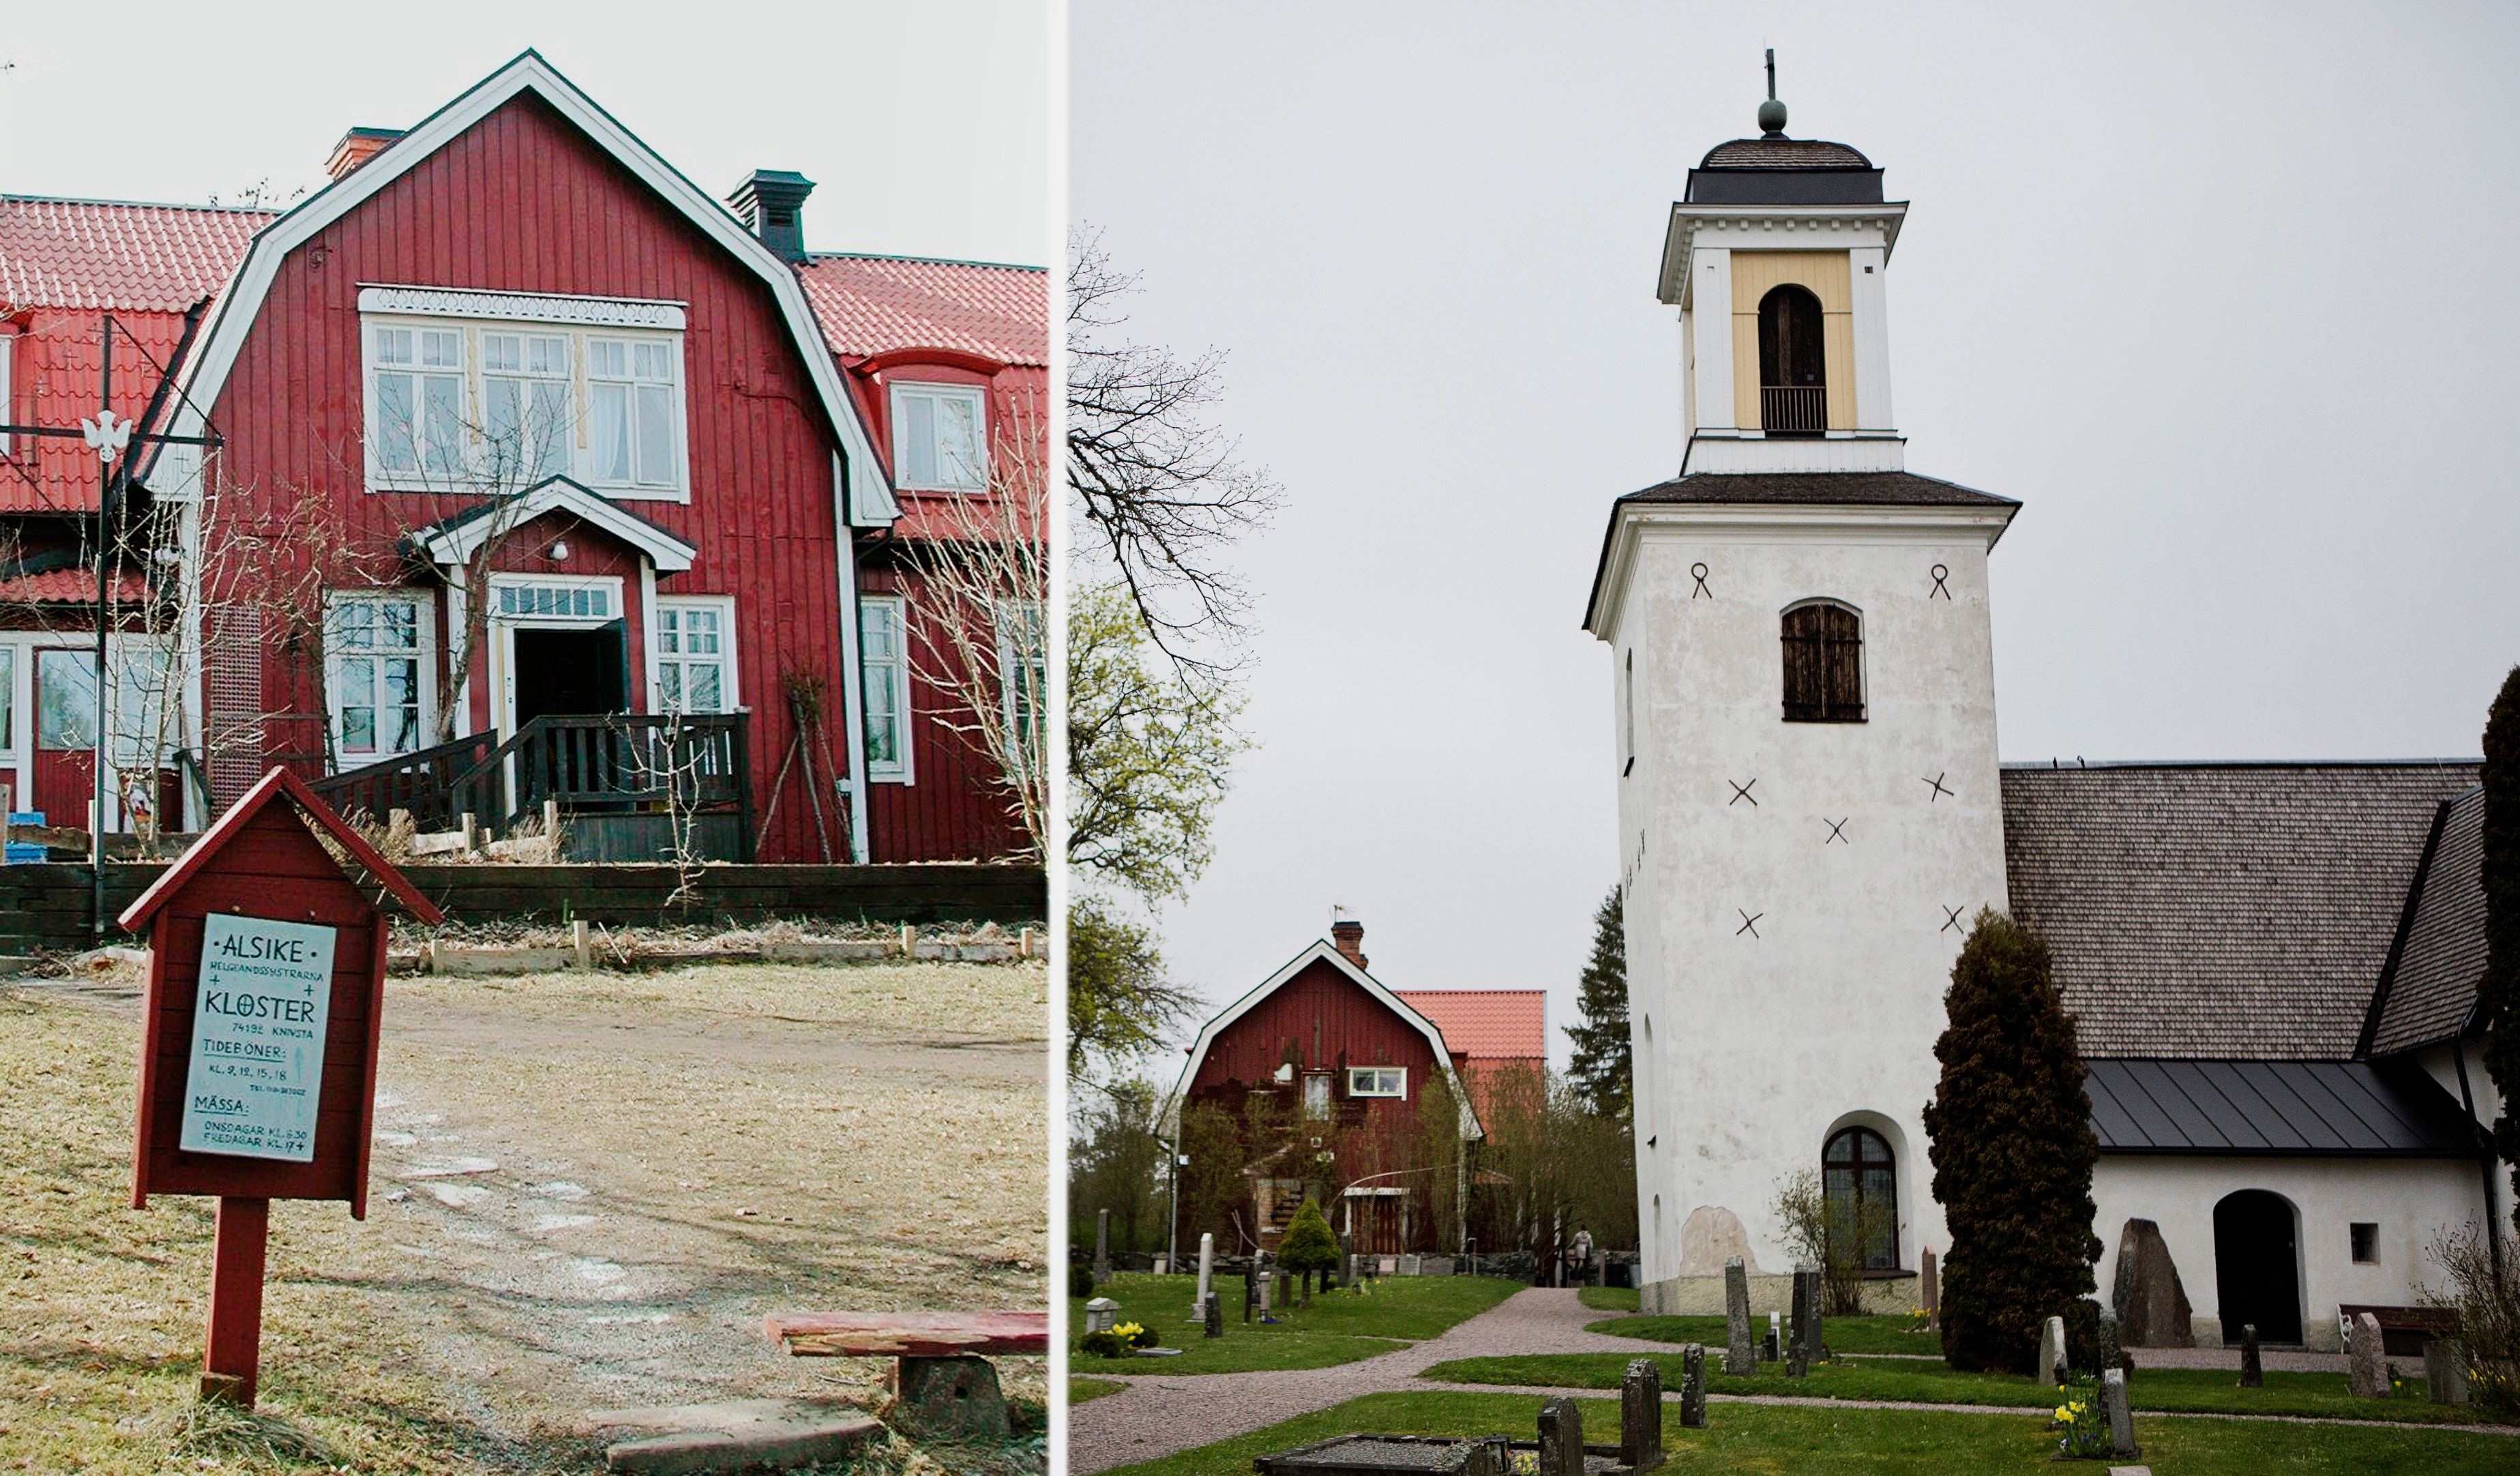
[764,1311,1048,1358]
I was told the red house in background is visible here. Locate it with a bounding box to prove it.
[0,52,1043,864]
[1160,921,1545,1257]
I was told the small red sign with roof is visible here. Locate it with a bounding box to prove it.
[121,765,443,1405]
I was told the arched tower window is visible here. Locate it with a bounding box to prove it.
[1758,284,1826,437]
[1823,1126,1899,1270]
[1781,600,1864,723]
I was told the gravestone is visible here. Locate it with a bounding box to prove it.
[2101,1367,2137,1457]
[1260,1267,1274,1313]
[1536,1398,1583,1476]
[1920,1246,1938,1332]
[1084,1297,1118,1335]
[2425,1338,2471,1405]
[1338,1231,1354,1289]
[1245,1260,1257,1323]
[1723,1256,1754,1374]
[2111,1219,2194,1348]
[1764,1312,1781,1363]
[1400,1254,1422,1276]
[1204,1291,1224,1340]
[1787,1263,1820,1371]
[2347,1312,2389,1398]
[2039,1316,2067,1390]
[1094,1209,1113,1286]
[1678,1344,1707,1430]
[2238,1323,2262,1387]
[1192,1233,1215,1320]
[2096,1309,2124,1378]
[1619,1358,1663,1472]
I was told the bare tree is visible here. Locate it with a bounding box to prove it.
[903,392,1050,858]
[1067,227,1279,670]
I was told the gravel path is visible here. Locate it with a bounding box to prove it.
[1067,1288,1663,1473]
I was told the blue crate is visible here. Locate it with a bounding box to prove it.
[4,842,48,865]
[7,812,42,827]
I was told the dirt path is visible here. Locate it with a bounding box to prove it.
[18,960,1050,1455]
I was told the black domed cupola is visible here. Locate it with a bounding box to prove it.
[1688,50,1884,205]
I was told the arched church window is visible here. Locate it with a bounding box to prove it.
[1781,601,1864,723]
[1823,1126,1899,1270]
[1758,284,1826,437]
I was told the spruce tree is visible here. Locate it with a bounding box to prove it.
[1279,1198,1341,1306]
[2482,664,2520,1233]
[1565,887,1633,1125]
[1923,911,2103,1373]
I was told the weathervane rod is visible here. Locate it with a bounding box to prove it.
[1766,48,1776,101]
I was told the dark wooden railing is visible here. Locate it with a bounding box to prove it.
[308,713,753,860]
[306,731,499,832]
[1760,384,1826,435]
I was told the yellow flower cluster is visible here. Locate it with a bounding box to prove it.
[1113,1322,1144,1338]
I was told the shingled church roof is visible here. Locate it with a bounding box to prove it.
[2366,786,2489,1057]
[2000,761,2481,1060]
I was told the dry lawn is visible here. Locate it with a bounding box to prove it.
[0,958,1049,1473]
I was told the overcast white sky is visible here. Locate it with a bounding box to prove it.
[1073,1,2520,1073]
[0,0,1050,266]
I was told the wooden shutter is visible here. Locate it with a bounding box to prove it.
[1781,602,1863,723]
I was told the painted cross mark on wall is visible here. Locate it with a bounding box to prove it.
[1923,772,1953,802]
[1736,909,1762,939]
[1691,562,1713,600]
[1942,904,1966,933]
[1728,778,1759,807]
[1929,563,1952,600]
[1823,817,1850,844]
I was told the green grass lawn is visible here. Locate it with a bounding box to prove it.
[1586,1313,1942,1355]
[1070,1376,1127,1404]
[1090,1390,2519,1476]
[1069,1273,1525,1375]
[1577,1286,1639,1312]
[1419,1350,2489,1425]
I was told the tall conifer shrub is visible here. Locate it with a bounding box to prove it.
[1566,888,1633,1125]
[2483,665,2520,1232]
[1279,1198,1341,1306]
[1923,911,2103,1373]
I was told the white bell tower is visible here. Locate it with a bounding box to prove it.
[1586,65,2021,1314]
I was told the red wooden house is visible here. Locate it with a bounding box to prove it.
[1160,921,1545,1257]
[0,52,1043,864]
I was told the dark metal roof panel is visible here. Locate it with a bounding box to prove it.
[2088,1059,2480,1156]
[1618,471,2017,509]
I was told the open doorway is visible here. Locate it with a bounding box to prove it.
[509,622,628,726]
[2213,1189,2302,1344]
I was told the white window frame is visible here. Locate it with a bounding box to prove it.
[995,598,1044,780]
[860,594,913,783]
[479,328,574,485]
[1348,1067,1407,1098]
[0,331,14,456]
[653,595,739,715]
[360,310,690,502]
[490,573,621,626]
[889,381,989,492]
[323,589,437,767]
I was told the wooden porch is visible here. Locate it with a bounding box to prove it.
[307,712,755,863]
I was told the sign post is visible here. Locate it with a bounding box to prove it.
[121,767,442,1404]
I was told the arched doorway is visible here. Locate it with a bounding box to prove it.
[1756,284,1826,436]
[2212,1190,2301,1344]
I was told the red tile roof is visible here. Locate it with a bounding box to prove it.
[0,567,153,604]
[795,254,1048,367]
[0,197,270,313]
[1395,990,1548,1063]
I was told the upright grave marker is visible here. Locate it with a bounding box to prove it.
[123,767,442,1406]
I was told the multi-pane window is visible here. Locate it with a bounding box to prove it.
[327,594,430,762]
[0,332,14,456]
[861,596,910,779]
[891,383,987,490]
[496,582,614,619]
[589,338,680,490]
[483,331,572,482]
[996,600,1045,773]
[107,641,177,767]
[1822,1127,1899,1271]
[1781,600,1865,723]
[37,650,98,750]
[0,647,12,750]
[656,601,732,714]
[1302,1074,1332,1121]
[371,326,464,475]
[1347,1067,1406,1097]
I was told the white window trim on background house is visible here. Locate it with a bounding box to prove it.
[860,595,913,783]
[0,331,14,456]
[889,381,988,492]
[995,598,1044,780]
[323,589,437,767]
[360,297,690,501]
[653,595,739,715]
[1348,1067,1408,1097]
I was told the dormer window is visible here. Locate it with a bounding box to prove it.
[1781,599,1863,722]
[1758,284,1826,437]
[891,382,988,491]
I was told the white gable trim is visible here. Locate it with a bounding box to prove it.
[163,50,897,527]
[414,476,696,572]
[1158,940,1485,1142]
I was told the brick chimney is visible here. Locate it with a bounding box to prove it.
[1331,920,1367,971]
[728,169,816,263]
[325,128,404,182]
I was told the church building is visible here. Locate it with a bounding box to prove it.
[1583,83,2500,1352]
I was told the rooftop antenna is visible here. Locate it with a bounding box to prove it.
[1759,49,1788,136]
